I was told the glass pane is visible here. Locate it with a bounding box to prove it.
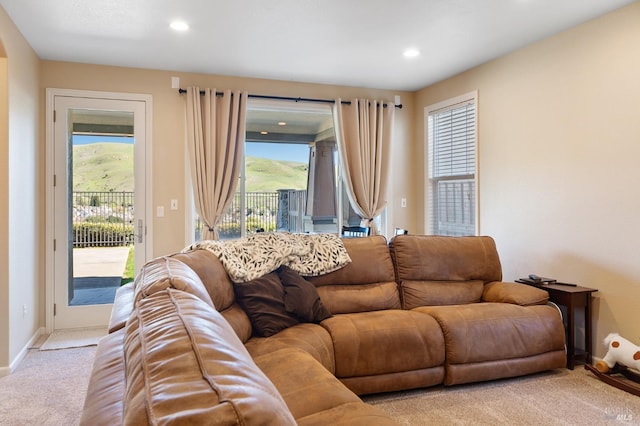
[68,109,135,306]
[193,100,344,242]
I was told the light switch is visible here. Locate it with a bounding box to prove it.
[170,199,178,210]
[401,198,407,208]
[157,206,165,217]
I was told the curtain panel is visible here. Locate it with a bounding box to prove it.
[185,87,248,240]
[334,99,394,235]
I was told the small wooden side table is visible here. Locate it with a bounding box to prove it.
[517,280,598,370]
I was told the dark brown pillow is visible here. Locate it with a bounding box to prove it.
[277,265,332,323]
[233,272,298,337]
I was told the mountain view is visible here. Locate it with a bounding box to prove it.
[73,143,134,192]
[73,142,307,192]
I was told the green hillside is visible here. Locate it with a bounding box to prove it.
[73,143,134,192]
[245,157,307,192]
[72,143,307,193]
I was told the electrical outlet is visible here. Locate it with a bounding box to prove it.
[22,304,27,318]
[170,199,178,210]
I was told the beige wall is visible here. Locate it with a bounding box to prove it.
[4,1,637,371]
[416,2,640,357]
[39,63,416,257]
[0,5,41,373]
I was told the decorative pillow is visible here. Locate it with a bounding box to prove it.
[277,265,332,323]
[233,272,298,337]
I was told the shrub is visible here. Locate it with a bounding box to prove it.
[73,222,133,247]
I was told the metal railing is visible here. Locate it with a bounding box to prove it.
[72,191,134,247]
[195,190,307,240]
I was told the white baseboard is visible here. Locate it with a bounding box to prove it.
[0,327,45,376]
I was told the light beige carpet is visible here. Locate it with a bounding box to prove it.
[2,344,640,426]
[39,327,107,351]
[0,346,96,426]
[364,367,640,425]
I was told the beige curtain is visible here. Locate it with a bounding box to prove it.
[185,87,247,240]
[334,99,394,235]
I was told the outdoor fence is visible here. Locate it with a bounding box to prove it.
[72,191,134,247]
[74,190,308,245]
[196,190,307,240]
[211,191,281,239]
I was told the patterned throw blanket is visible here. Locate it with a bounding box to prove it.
[183,232,352,283]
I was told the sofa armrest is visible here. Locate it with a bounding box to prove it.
[108,283,134,333]
[482,281,549,306]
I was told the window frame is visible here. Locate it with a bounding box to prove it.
[424,91,479,236]
[185,98,386,244]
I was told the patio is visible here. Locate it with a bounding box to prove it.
[70,246,129,306]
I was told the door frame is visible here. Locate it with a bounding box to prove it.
[44,88,153,333]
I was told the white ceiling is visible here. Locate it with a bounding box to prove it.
[0,0,635,91]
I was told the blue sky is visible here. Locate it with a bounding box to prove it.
[73,135,133,145]
[245,142,308,163]
[73,136,308,164]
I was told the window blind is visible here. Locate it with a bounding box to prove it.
[428,98,476,236]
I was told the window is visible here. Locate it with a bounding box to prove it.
[188,99,355,242]
[425,92,477,236]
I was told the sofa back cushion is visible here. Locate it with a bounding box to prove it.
[124,289,296,425]
[401,280,484,309]
[389,235,502,308]
[306,236,400,314]
[133,256,214,308]
[172,250,254,342]
[172,249,235,310]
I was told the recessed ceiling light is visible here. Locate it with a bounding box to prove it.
[278,122,286,126]
[170,21,189,32]
[403,49,420,58]
[260,131,268,135]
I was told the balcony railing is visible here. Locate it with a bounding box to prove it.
[73,190,309,245]
[72,191,134,247]
[195,190,307,240]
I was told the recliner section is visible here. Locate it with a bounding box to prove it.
[84,234,566,424]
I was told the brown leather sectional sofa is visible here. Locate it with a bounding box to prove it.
[80,235,566,425]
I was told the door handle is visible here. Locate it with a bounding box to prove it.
[137,219,143,243]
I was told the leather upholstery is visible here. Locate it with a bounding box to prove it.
[84,234,567,424]
[123,289,297,425]
[308,235,400,313]
[107,283,133,333]
[417,303,566,385]
[132,255,215,307]
[389,235,503,282]
[246,323,336,373]
[483,280,549,305]
[80,331,126,425]
[253,347,391,423]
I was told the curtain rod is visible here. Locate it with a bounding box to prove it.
[178,88,402,109]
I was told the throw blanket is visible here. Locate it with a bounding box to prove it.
[183,232,352,283]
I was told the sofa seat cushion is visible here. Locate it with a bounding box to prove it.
[322,310,444,379]
[296,402,397,426]
[246,323,336,374]
[415,302,567,384]
[254,348,395,425]
[124,288,296,425]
